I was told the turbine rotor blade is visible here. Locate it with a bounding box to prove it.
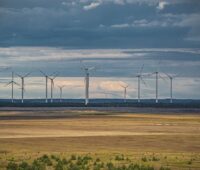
[141,77,147,87]
[139,64,144,75]
[24,72,31,77]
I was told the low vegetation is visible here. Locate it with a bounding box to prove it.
[5,154,171,170]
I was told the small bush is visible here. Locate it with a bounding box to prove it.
[71,155,76,160]
[6,162,18,170]
[141,157,148,162]
[152,156,160,161]
[31,160,46,170]
[96,158,100,162]
[38,154,52,166]
[188,160,192,165]
[18,161,31,170]
[55,161,64,170]
[115,155,124,161]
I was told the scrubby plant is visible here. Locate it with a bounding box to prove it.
[38,154,52,166]
[141,157,148,162]
[18,161,31,170]
[188,160,192,165]
[71,155,77,161]
[96,158,100,162]
[62,158,68,165]
[115,155,125,161]
[31,160,46,170]
[6,162,18,170]
[55,160,64,170]
[152,156,160,161]
[106,162,114,170]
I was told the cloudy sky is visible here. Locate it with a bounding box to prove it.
[0,0,200,99]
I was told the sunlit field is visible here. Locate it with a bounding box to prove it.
[0,108,199,170]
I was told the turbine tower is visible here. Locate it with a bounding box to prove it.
[165,73,178,104]
[120,84,129,102]
[58,85,65,102]
[16,72,31,103]
[135,64,147,103]
[49,74,57,103]
[81,61,95,106]
[5,72,19,103]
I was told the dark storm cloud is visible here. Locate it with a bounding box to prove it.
[0,0,200,47]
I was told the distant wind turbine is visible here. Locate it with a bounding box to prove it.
[120,84,129,102]
[148,62,165,103]
[49,74,58,103]
[164,73,179,103]
[58,85,65,102]
[5,71,19,103]
[135,64,147,103]
[16,72,31,103]
[81,61,95,106]
[40,71,56,103]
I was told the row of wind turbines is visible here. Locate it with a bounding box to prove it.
[2,63,178,105]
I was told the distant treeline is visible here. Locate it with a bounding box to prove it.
[0,99,199,108]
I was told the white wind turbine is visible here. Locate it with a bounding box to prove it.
[40,71,56,103]
[164,73,179,103]
[148,62,165,103]
[16,72,31,103]
[81,61,95,106]
[49,74,58,103]
[120,84,129,102]
[135,64,147,103]
[58,85,65,102]
[5,71,19,103]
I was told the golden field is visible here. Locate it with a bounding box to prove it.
[0,108,200,169]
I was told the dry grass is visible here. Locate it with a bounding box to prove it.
[0,109,200,169]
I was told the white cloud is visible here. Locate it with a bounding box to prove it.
[157,1,169,10]
[111,23,129,28]
[83,2,101,10]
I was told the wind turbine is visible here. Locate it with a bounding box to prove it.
[81,61,95,106]
[16,72,31,103]
[5,72,19,103]
[40,71,56,103]
[148,62,165,103]
[135,64,147,103]
[58,85,65,102]
[120,84,129,102]
[164,73,179,104]
[49,74,58,103]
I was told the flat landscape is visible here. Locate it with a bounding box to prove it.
[0,107,200,170]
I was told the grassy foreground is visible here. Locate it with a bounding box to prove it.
[0,109,199,169]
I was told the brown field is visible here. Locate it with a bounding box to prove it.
[0,107,200,169]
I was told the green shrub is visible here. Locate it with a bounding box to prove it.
[38,154,52,166]
[71,155,76,161]
[7,162,18,170]
[18,161,31,170]
[55,161,64,170]
[152,156,160,161]
[141,157,148,162]
[106,162,114,170]
[96,158,100,162]
[31,160,46,170]
[188,160,192,165]
[115,155,124,161]
[62,158,68,165]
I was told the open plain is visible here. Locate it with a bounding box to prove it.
[0,107,200,170]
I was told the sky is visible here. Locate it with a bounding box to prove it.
[0,0,200,99]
